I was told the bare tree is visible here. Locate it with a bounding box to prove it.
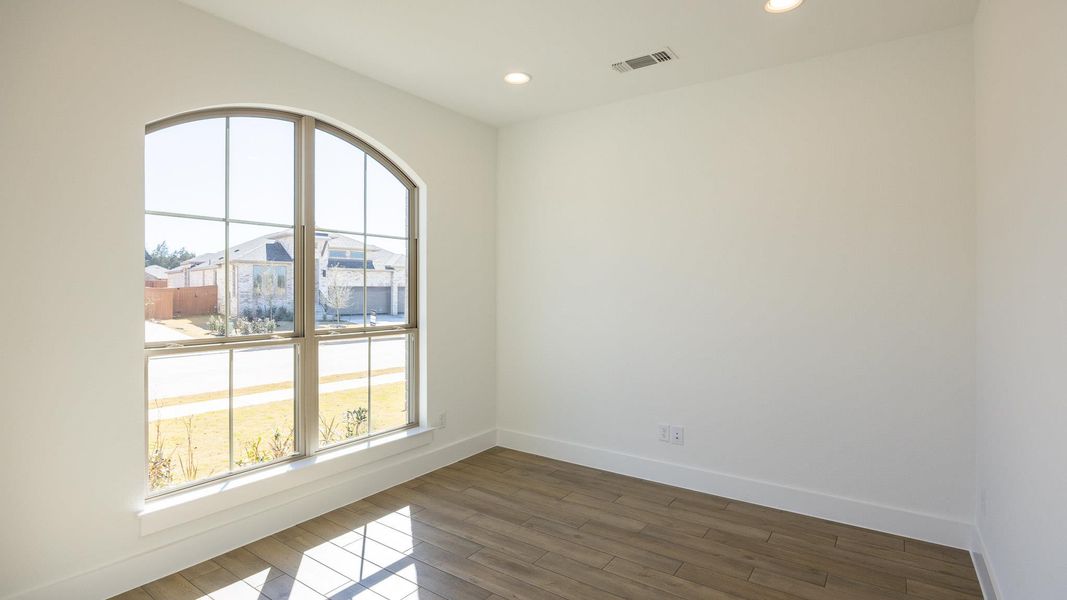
[321,267,354,324]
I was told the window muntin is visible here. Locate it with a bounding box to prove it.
[143,114,298,344]
[316,332,413,449]
[313,126,412,331]
[144,110,417,496]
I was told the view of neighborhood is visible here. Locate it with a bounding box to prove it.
[143,115,414,492]
[144,228,408,342]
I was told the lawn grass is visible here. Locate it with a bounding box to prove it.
[149,380,408,491]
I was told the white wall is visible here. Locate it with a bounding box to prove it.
[0,1,496,598]
[0,2,1018,596]
[973,1,1067,598]
[497,27,976,544]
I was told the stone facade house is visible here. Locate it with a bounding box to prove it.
[164,230,407,321]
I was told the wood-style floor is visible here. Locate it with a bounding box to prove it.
[112,448,982,600]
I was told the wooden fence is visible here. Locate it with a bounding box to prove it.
[144,285,218,320]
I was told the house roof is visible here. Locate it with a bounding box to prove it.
[265,241,290,262]
[321,233,406,270]
[167,230,406,273]
[144,265,168,280]
[173,231,295,273]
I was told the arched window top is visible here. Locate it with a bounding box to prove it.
[146,108,417,216]
[144,108,418,496]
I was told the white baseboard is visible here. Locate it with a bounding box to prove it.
[9,428,496,600]
[12,428,983,600]
[497,428,975,550]
[971,527,1002,600]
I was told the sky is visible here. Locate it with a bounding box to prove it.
[145,117,408,259]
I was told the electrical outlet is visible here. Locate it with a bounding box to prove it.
[658,424,670,442]
[438,412,447,429]
[669,425,685,445]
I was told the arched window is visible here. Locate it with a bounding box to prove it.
[144,109,417,496]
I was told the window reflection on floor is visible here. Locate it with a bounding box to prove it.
[128,504,422,600]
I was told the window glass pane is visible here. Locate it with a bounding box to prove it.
[228,224,295,336]
[369,335,410,434]
[366,156,407,238]
[229,117,295,226]
[366,236,408,326]
[315,129,364,233]
[145,112,418,496]
[145,215,224,343]
[145,118,225,217]
[315,232,366,329]
[147,351,230,492]
[318,339,369,447]
[233,345,296,467]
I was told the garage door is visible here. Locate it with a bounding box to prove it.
[336,286,391,315]
[397,287,407,314]
[366,286,391,314]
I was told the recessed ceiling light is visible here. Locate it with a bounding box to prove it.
[765,0,804,13]
[504,72,531,85]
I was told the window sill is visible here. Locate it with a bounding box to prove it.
[139,426,435,535]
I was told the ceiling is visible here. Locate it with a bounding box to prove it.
[179,0,979,126]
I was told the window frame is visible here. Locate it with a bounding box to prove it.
[144,108,419,499]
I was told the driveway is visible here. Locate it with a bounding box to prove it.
[145,321,191,343]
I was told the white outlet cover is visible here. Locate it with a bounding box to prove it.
[657,424,670,442]
[669,425,685,445]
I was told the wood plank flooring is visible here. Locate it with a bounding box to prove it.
[112,448,982,600]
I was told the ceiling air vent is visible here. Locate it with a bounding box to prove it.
[611,48,677,73]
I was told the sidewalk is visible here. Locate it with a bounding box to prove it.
[149,372,406,421]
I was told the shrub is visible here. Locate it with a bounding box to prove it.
[232,316,276,335]
[236,437,265,467]
[319,407,369,446]
[207,313,278,335]
[148,421,174,491]
[267,426,294,458]
[343,406,369,438]
[242,306,293,322]
[207,314,227,336]
[236,426,294,467]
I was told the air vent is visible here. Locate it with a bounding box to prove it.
[612,47,677,73]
